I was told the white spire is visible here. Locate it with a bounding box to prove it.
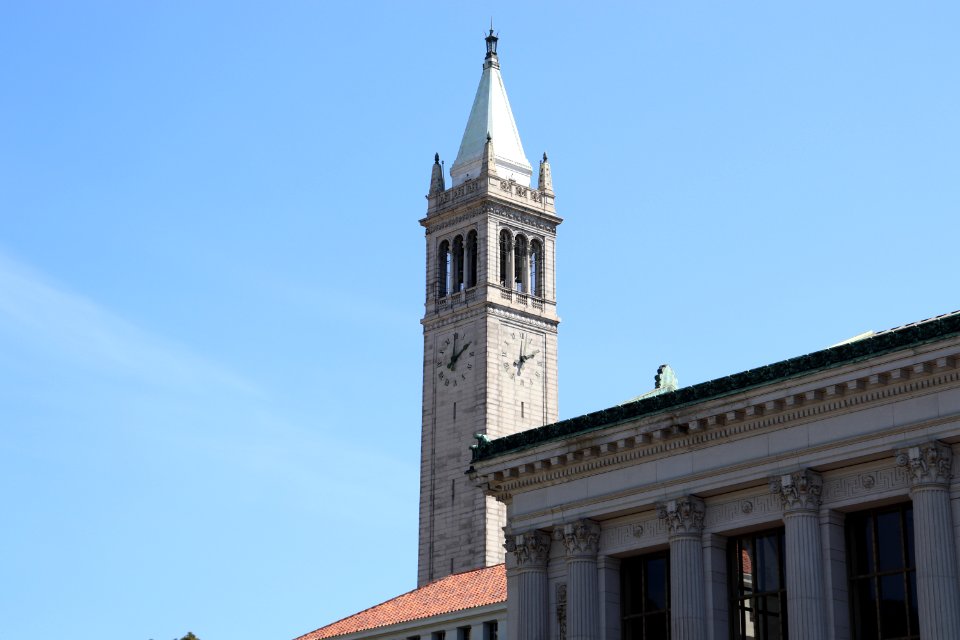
[449,29,532,187]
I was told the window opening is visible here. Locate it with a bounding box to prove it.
[729,528,788,639]
[514,234,528,293]
[499,230,512,288]
[437,240,451,298]
[621,550,670,639]
[453,235,465,292]
[530,239,543,297]
[466,230,478,288]
[847,503,918,639]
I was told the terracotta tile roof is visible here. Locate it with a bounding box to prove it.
[295,564,506,640]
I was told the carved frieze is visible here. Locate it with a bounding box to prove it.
[897,441,953,488]
[770,469,823,513]
[424,207,484,234]
[556,583,567,640]
[486,205,558,233]
[504,529,551,567]
[657,496,705,537]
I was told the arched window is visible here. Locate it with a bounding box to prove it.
[499,229,513,288]
[466,230,478,288]
[437,239,451,298]
[530,239,544,297]
[514,234,528,293]
[452,235,464,292]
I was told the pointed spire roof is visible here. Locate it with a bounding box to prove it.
[449,28,532,187]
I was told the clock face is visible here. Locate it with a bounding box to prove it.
[435,329,476,390]
[500,328,544,387]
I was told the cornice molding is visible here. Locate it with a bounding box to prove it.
[421,301,561,332]
[472,353,960,500]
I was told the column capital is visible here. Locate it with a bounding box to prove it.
[770,469,823,513]
[657,496,705,537]
[504,529,551,568]
[553,519,600,558]
[897,441,953,488]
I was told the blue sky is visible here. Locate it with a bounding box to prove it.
[2,3,958,639]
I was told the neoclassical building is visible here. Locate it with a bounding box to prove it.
[296,28,960,640]
[470,312,960,640]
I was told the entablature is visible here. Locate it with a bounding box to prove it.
[422,175,561,230]
[470,341,960,503]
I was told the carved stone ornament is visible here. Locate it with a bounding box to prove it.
[656,496,705,537]
[553,519,601,557]
[556,582,567,640]
[896,441,953,488]
[504,529,551,567]
[770,469,823,513]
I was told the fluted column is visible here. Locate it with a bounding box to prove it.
[897,441,960,640]
[504,529,552,640]
[770,470,827,640]
[555,519,601,640]
[658,497,707,640]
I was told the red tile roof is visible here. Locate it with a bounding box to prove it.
[295,564,507,640]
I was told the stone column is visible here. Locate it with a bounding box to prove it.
[658,496,707,640]
[504,529,552,640]
[598,556,621,640]
[897,441,960,640]
[770,469,827,640]
[701,533,728,640]
[820,509,850,640]
[556,519,601,640]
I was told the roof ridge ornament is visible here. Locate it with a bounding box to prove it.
[485,23,499,65]
[429,152,445,195]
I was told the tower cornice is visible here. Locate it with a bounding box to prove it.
[422,176,561,230]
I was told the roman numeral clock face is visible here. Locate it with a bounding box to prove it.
[501,328,544,387]
[435,330,475,391]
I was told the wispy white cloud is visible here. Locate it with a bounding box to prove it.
[0,249,258,394]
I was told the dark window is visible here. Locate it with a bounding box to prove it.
[465,230,478,288]
[452,235,464,292]
[432,632,446,640]
[529,239,543,297]
[457,626,471,640]
[847,503,918,639]
[729,529,788,639]
[498,230,512,288]
[621,550,670,639]
[437,240,451,298]
[513,235,527,292]
[483,620,498,640]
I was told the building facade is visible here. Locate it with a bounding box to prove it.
[471,313,960,640]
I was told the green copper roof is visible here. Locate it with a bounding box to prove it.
[472,310,960,462]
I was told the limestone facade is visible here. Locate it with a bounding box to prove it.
[418,119,562,586]
[472,326,960,639]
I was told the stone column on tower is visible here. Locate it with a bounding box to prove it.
[505,529,551,640]
[770,470,828,640]
[896,441,960,640]
[556,520,601,640]
[658,497,707,640]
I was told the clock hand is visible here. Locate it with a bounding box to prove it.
[448,341,472,371]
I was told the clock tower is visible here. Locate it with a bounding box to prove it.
[417,29,561,586]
